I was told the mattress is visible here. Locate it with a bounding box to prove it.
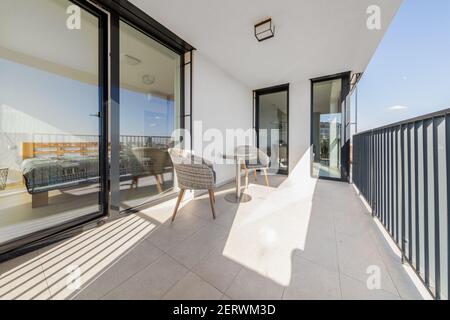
[21,151,164,194]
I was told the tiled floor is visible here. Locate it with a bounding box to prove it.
[0,174,172,244]
[0,171,428,300]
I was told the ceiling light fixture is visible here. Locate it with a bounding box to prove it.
[254,18,275,42]
[142,74,156,85]
[123,54,141,66]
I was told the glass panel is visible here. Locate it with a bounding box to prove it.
[0,0,102,244]
[257,90,288,173]
[312,79,342,179]
[119,21,180,210]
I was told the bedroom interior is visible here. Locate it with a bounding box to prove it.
[0,0,180,245]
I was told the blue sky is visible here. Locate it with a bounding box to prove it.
[356,0,450,132]
[0,58,175,137]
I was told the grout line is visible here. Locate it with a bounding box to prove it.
[222,266,243,299]
[187,242,237,296]
[368,222,432,300]
[159,228,234,300]
[367,227,402,298]
[350,182,430,300]
[147,224,207,254]
[94,196,230,299]
[220,256,244,295]
[189,271,227,297]
[293,253,339,274]
[39,258,53,300]
[73,237,164,300]
[339,270,401,299]
[163,227,227,271]
[332,213,343,300]
[281,285,287,300]
[158,259,191,300]
[336,187,400,299]
[97,252,169,300]
[350,184,429,299]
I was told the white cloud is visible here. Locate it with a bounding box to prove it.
[388,105,408,111]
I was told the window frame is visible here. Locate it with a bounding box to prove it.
[310,71,351,182]
[0,0,194,261]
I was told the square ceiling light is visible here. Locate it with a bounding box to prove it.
[254,18,275,42]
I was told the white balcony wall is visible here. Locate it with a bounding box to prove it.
[288,80,312,178]
[192,56,315,185]
[192,52,253,184]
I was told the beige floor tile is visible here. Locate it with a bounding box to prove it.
[0,175,424,301]
[102,254,188,300]
[163,272,222,300]
[294,224,338,271]
[226,268,284,300]
[146,213,209,252]
[185,196,228,221]
[73,240,163,300]
[192,244,242,292]
[41,215,156,299]
[167,223,228,269]
[334,212,374,238]
[336,232,398,295]
[340,274,400,300]
[0,250,50,300]
[283,256,341,300]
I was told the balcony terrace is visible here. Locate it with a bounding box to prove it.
[0,166,429,300]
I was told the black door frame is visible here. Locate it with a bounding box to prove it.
[254,84,290,175]
[310,72,351,182]
[0,0,109,261]
[0,0,194,261]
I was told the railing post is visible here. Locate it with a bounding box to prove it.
[371,131,376,217]
[402,239,409,264]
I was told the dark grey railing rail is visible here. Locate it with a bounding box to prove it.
[352,109,450,300]
[31,134,173,148]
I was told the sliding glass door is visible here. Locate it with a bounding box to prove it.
[255,85,289,174]
[0,0,188,259]
[0,0,107,249]
[118,21,181,211]
[311,73,350,180]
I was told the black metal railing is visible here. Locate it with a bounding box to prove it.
[353,108,450,300]
[31,134,173,149]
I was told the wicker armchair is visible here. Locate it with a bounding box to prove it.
[236,145,270,188]
[0,167,8,191]
[130,147,173,193]
[168,148,216,221]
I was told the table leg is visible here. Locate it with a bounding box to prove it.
[224,158,252,203]
[235,160,241,199]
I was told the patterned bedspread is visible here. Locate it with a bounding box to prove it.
[21,151,165,194]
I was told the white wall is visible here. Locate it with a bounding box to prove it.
[192,52,253,184]
[288,80,312,178]
[191,52,313,185]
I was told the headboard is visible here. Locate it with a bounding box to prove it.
[22,142,99,160]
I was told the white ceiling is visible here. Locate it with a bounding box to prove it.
[131,0,403,89]
[313,79,342,114]
[0,0,99,77]
[0,0,178,97]
[120,21,179,96]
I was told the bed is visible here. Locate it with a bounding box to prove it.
[22,142,173,207]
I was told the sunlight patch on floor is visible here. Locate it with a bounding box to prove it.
[222,149,318,286]
[0,214,156,300]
